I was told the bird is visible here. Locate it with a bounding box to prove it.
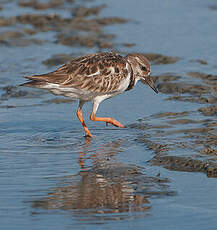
[22,52,158,137]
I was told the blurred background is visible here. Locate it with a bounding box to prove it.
[0,0,217,229]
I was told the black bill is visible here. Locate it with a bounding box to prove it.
[144,77,158,94]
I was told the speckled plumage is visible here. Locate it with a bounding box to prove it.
[22,52,158,137]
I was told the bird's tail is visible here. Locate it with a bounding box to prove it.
[20,80,45,88]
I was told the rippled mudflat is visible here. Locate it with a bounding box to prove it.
[0,0,217,229]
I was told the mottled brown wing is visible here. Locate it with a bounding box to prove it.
[24,53,97,83]
[60,52,129,94]
[24,52,129,93]
[64,70,128,94]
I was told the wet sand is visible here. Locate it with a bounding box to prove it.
[0,0,217,229]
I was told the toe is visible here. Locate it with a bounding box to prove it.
[85,132,93,138]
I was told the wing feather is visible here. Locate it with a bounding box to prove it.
[24,52,130,94]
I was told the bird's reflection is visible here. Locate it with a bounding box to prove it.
[32,137,174,222]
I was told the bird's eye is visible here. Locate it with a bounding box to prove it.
[140,66,147,71]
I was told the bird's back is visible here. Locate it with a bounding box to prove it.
[22,52,133,97]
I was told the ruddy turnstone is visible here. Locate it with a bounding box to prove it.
[22,52,158,137]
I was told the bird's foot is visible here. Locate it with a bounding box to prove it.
[83,128,93,138]
[84,132,93,138]
[90,112,126,128]
[105,119,126,128]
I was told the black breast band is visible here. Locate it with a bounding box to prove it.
[125,62,135,91]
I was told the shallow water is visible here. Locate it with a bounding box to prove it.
[0,0,217,229]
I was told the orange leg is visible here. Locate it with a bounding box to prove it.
[76,108,93,137]
[90,112,126,128]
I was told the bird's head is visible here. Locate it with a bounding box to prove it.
[126,53,158,94]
